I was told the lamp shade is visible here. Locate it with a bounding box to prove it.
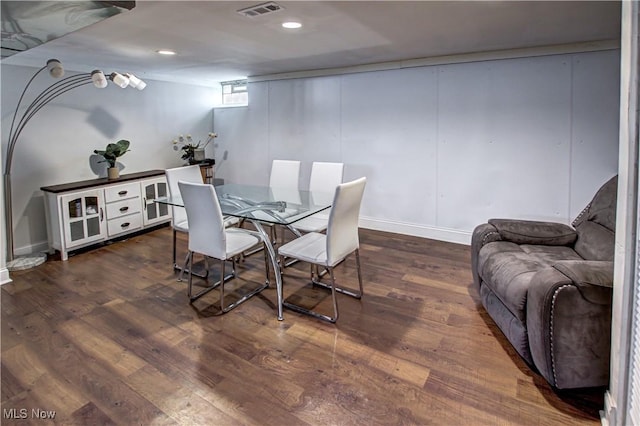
[46,59,64,78]
[91,70,108,88]
[109,72,129,88]
[125,73,146,90]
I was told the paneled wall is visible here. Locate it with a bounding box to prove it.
[213,50,620,244]
[1,64,215,255]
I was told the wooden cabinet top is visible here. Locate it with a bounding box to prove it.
[41,170,166,194]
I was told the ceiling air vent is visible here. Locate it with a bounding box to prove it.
[237,2,283,18]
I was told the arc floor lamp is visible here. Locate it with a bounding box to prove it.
[3,58,146,271]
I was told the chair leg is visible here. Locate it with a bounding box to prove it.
[310,253,363,299]
[188,253,268,312]
[172,229,177,266]
[178,251,190,282]
[355,249,364,297]
[282,262,339,323]
[219,259,226,312]
[187,251,194,299]
[219,257,269,313]
[175,234,208,281]
[328,267,339,322]
[188,256,231,303]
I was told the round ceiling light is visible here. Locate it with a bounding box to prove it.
[282,21,302,29]
[157,49,176,55]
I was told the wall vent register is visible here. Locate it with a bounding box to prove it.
[237,2,282,18]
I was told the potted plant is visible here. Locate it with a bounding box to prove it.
[181,141,201,165]
[172,133,217,165]
[94,139,130,179]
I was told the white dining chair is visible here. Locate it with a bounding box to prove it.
[244,159,301,249]
[166,165,239,277]
[165,165,203,276]
[270,159,301,189]
[291,161,344,234]
[178,181,269,310]
[277,176,366,323]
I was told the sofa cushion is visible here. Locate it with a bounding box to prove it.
[574,221,615,261]
[488,219,577,246]
[478,241,582,321]
[573,175,618,231]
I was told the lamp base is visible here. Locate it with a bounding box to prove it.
[7,253,47,271]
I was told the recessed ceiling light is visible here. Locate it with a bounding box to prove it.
[157,49,176,55]
[282,21,302,29]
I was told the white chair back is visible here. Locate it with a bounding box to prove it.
[165,165,203,226]
[309,162,344,192]
[326,177,366,266]
[309,161,344,206]
[270,160,300,189]
[178,181,226,260]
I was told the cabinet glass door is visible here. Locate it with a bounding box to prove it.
[142,178,171,226]
[144,183,158,221]
[62,190,105,248]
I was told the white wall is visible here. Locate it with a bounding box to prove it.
[0,49,621,258]
[213,50,621,244]
[1,64,216,257]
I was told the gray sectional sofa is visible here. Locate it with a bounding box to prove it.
[471,175,617,389]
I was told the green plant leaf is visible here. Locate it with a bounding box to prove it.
[94,139,130,168]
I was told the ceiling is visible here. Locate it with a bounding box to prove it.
[0,1,622,88]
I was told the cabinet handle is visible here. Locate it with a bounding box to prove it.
[121,222,130,228]
[119,206,129,213]
[118,190,128,196]
[100,208,104,221]
[143,197,147,210]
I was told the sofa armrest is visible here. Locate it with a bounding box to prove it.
[526,265,612,389]
[553,260,613,290]
[488,218,577,246]
[471,223,503,289]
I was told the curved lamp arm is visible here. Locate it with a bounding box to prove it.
[3,59,146,265]
[5,75,93,175]
[6,65,48,151]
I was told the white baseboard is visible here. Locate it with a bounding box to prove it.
[13,240,50,257]
[5,224,469,284]
[601,390,616,426]
[2,241,50,284]
[0,267,12,285]
[359,216,472,245]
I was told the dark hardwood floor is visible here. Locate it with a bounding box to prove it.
[1,226,604,425]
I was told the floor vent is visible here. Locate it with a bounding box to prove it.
[237,2,283,18]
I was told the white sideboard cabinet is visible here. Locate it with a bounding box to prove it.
[41,170,171,261]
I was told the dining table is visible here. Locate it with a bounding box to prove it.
[155,182,334,320]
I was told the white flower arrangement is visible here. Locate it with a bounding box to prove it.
[172,132,217,163]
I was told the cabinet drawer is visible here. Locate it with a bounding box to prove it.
[106,198,141,219]
[105,182,141,202]
[107,214,142,237]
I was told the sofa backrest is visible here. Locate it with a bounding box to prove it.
[572,175,618,261]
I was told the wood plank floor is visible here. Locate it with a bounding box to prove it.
[1,226,604,425]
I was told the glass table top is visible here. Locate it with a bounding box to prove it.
[156,183,333,225]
